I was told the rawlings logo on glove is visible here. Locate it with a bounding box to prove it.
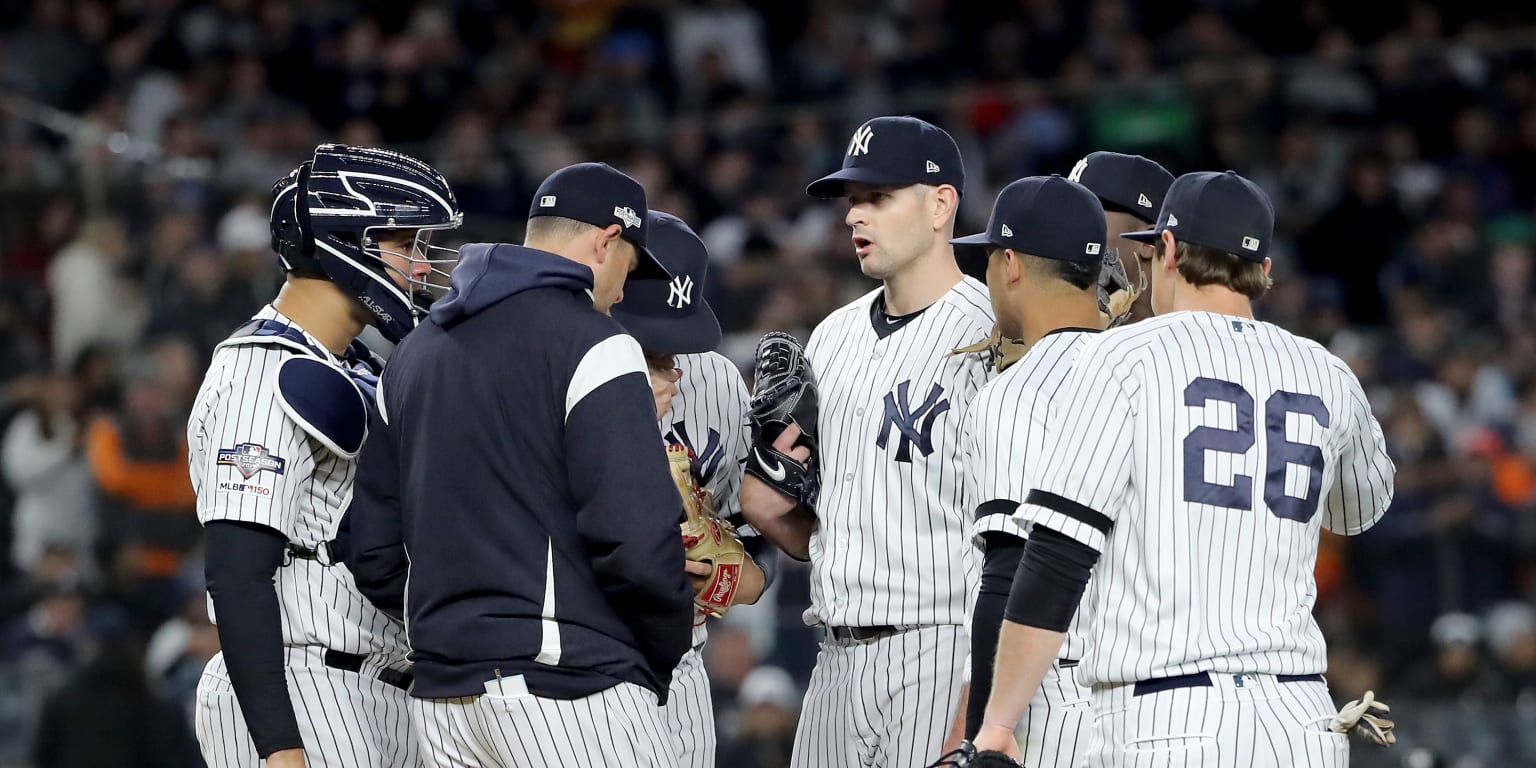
[669,445,748,622]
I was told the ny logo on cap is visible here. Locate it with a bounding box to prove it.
[1000,224,1014,238]
[614,206,641,229]
[540,195,557,207]
[848,124,874,157]
[1068,157,1088,182]
[1241,236,1260,251]
[1137,193,1153,208]
[926,160,940,173]
[667,275,694,308]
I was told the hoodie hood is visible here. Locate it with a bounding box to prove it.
[430,243,595,328]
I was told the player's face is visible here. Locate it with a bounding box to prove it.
[844,183,933,280]
[985,248,1025,338]
[1105,210,1156,321]
[375,229,430,292]
[592,227,638,312]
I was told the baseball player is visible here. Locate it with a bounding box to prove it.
[944,175,1116,768]
[971,171,1397,766]
[187,144,461,767]
[612,210,774,768]
[348,163,694,768]
[1068,152,1177,325]
[944,154,1176,766]
[739,115,996,768]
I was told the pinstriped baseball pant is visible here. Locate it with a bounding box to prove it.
[410,679,671,768]
[663,646,716,767]
[194,648,418,767]
[790,624,965,768]
[1016,659,1094,768]
[1084,673,1347,767]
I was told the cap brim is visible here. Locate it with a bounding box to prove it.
[806,167,918,199]
[1120,228,1162,244]
[629,243,671,280]
[610,302,722,355]
[948,232,997,248]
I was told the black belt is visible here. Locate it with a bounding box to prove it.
[826,625,903,643]
[1059,659,1079,668]
[1133,671,1323,697]
[323,649,413,691]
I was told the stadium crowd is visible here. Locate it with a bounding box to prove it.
[1,0,1536,764]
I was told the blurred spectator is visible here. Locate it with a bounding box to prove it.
[719,665,799,768]
[2,370,94,579]
[1485,601,1536,702]
[1402,613,1506,702]
[45,217,146,369]
[84,353,195,628]
[31,629,197,767]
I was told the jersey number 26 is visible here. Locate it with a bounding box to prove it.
[1182,377,1330,523]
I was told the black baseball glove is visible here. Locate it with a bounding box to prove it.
[928,742,1026,768]
[745,332,821,509]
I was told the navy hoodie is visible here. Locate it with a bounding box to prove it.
[347,242,693,701]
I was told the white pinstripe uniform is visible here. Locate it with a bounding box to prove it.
[658,350,752,768]
[1018,311,1395,767]
[962,330,1095,768]
[188,305,417,767]
[791,278,994,768]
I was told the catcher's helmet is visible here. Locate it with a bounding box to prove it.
[270,144,462,343]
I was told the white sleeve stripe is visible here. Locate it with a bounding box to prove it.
[1025,507,1106,553]
[565,334,646,421]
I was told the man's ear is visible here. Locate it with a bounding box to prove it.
[1160,230,1179,273]
[931,185,960,231]
[1005,249,1025,286]
[594,224,623,264]
[1261,256,1273,277]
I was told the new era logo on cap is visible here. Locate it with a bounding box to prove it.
[1138,193,1153,208]
[926,160,940,173]
[1241,236,1260,251]
[1000,224,1014,237]
[614,206,641,229]
[1167,213,1179,227]
[540,195,557,207]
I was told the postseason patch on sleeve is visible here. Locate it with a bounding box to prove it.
[216,442,287,479]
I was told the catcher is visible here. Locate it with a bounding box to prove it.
[612,210,770,768]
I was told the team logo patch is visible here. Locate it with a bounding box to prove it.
[667,275,694,308]
[217,443,287,479]
[848,124,874,156]
[614,206,641,229]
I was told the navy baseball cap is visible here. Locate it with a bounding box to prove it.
[807,116,965,199]
[1122,171,1275,261]
[950,175,1107,264]
[1068,151,1175,224]
[528,162,669,279]
[610,211,722,354]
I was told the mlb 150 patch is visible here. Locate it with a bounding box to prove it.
[217,443,287,479]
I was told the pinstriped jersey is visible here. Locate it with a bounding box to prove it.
[660,350,751,647]
[805,277,995,627]
[188,305,408,661]
[962,329,1094,660]
[1018,311,1395,685]
[664,351,750,527]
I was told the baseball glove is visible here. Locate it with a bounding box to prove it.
[1329,690,1396,747]
[1098,248,1142,328]
[950,325,1026,373]
[927,742,1025,768]
[668,444,747,620]
[745,332,821,508]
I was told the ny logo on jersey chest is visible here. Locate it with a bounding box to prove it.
[667,422,724,483]
[876,381,950,462]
